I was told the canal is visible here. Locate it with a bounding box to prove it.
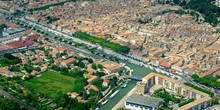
[100,62,159,110]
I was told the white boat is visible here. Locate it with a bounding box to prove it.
[140,63,143,66]
[144,64,149,68]
[109,90,119,99]
[101,100,108,105]
[155,68,161,72]
[162,70,166,74]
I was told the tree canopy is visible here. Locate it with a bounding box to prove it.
[0,24,7,29]
[184,82,214,96]
[191,74,220,88]
[171,0,220,26]
[74,32,130,53]
[92,63,97,70]
[28,0,77,11]
[0,95,26,110]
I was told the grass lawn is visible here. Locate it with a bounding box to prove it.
[23,71,75,99]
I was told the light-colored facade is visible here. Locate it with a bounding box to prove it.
[137,73,212,110]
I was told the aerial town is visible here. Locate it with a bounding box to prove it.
[0,0,219,110]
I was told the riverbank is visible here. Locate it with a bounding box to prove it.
[99,62,158,110]
[99,81,136,110]
[112,86,137,110]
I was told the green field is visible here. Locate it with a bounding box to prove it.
[23,71,75,98]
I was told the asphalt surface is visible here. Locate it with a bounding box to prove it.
[15,16,220,98]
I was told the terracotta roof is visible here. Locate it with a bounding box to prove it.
[0,43,14,51]
[50,51,57,55]
[0,6,10,11]
[90,85,99,91]
[56,47,66,52]
[67,92,79,97]
[28,35,40,41]
[25,29,32,32]
[101,73,116,79]
[84,83,92,90]
[63,57,76,64]
[0,68,10,75]
[104,79,110,83]
[160,61,171,68]
[87,75,98,83]
[148,56,159,61]
[88,71,94,75]
[108,66,120,71]
[31,70,37,75]
[6,40,34,48]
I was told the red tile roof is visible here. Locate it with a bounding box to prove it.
[56,47,66,52]
[88,71,94,75]
[6,40,34,48]
[0,43,14,51]
[90,85,99,91]
[25,29,32,32]
[63,57,76,65]
[28,35,40,41]
[108,66,120,71]
[104,79,110,83]
[0,6,10,11]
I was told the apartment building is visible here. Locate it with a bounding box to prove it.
[137,73,212,110]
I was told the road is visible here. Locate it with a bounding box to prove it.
[51,38,103,60]
[16,17,144,66]
[15,16,220,98]
[0,88,35,110]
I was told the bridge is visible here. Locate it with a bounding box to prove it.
[125,75,142,81]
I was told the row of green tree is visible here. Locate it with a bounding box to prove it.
[178,98,194,107]
[28,0,77,11]
[184,82,214,96]
[74,32,130,53]
[191,74,220,88]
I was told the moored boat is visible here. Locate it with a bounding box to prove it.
[109,90,119,99]
[101,100,108,105]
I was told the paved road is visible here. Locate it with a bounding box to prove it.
[0,88,35,110]
[51,38,103,60]
[16,17,220,98]
[17,17,144,66]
